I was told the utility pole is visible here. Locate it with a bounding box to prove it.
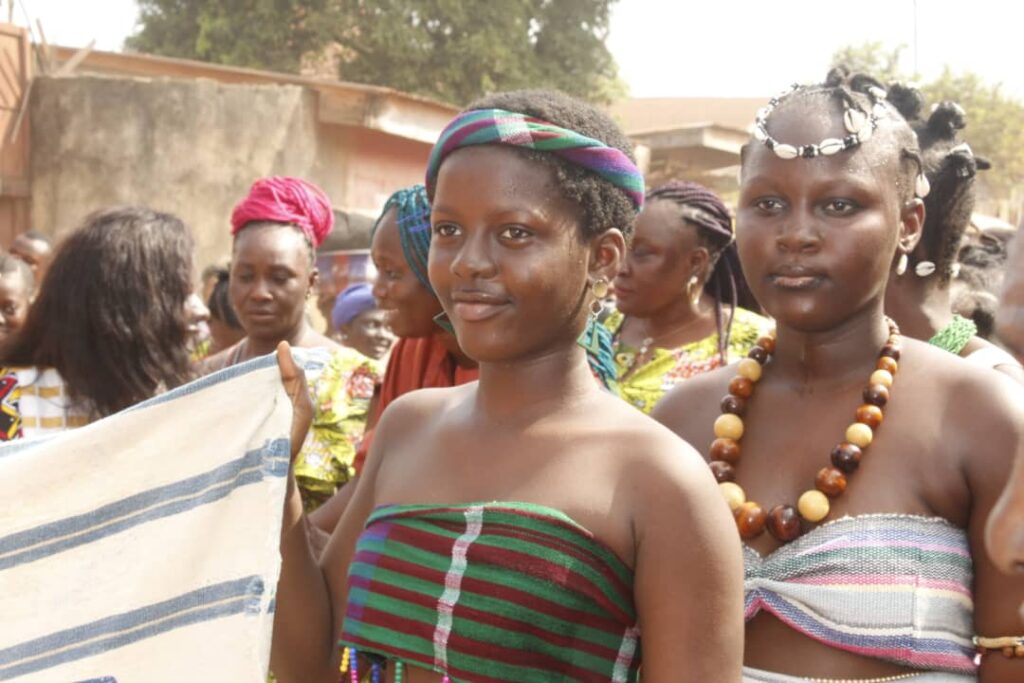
[913,0,919,76]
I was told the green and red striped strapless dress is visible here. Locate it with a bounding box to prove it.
[339,502,640,682]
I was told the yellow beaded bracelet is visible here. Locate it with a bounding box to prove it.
[973,635,1024,658]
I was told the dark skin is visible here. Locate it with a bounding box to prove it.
[204,223,340,370]
[338,307,393,360]
[652,99,1024,681]
[0,271,31,342]
[307,209,474,535]
[885,250,1024,382]
[613,199,720,369]
[986,229,1024,624]
[271,145,745,682]
[10,235,52,282]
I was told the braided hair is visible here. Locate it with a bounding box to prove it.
[753,67,924,202]
[371,184,433,292]
[884,87,990,285]
[645,180,759,361]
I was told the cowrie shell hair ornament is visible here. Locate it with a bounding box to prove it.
[915,174,931,198]
[914,261,937,277]
[753,83,887,161]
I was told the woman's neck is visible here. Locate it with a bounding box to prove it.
[475,343,595,425]
[884,276,952,343]
[244,322,309,358]
[772,303,892,387]
[436,330,477,369]
[630,293,713,342]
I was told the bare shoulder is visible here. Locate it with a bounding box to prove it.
[376,382,475,433]
[650,364,734,444]
[592,392,719,505]
[906,339,1024,465]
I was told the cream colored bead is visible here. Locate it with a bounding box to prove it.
[714,413,745,440]
[798,490,831,522]
[737,358,763,382]
[719,482,746,512]
[869,369,894,388]
[846,422,874,448]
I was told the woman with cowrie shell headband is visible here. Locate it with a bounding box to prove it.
[881,87,1024,381]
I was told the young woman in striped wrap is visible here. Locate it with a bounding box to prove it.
[653,69,1024,682]
[271,90,745,682]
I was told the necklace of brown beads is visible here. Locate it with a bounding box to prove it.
[708,318,901,543]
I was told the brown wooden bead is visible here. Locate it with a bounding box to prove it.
[880,344,901,361]
[757,336,776,354]
[748,346,769,364]
[815,466,848,497]
[830,442,863,473]
[735,501,767,539]
[709,438,741,464]
[863,383,890,407]
[766,504,802,542]
[855,404,883,429]
[877,356,898,375]
[710,460,736,483]
[729,376,754,398]
[720,394,747,416]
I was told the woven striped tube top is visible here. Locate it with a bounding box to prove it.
[744,514,976,675]
[340,502,641,682]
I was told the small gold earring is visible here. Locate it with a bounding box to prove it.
[592,277,610,299]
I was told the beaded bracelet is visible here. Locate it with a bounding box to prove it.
[973,635,1024,658]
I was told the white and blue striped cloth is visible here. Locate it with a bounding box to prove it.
[0,353,300,682]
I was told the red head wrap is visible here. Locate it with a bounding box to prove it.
[230,176,334,248]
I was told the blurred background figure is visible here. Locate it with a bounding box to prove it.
[608,180,767,414]
[883,92,1022,379]
[9,231,54,284]
[984,227,1024,620]
[0,207,199,440]
[331,282,393,360]
[199,262,226,305]
[308,184,478,533]
[202,176,381,511]
[205,268,245,355]
[0,253,34,344]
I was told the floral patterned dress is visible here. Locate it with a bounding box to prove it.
[292,346,383,511]
[604,308,771,414]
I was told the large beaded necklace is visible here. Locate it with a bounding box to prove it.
[708,319,901,542]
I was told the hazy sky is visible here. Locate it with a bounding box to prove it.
[17,0,1023,100]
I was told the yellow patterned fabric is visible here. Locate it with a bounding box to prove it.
[293,347,383,511]
[605,307,771,414]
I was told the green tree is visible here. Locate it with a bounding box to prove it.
[126,0,624,105]
[831,43,1024,201]
[830,42,907,84]
[126,0,339,73]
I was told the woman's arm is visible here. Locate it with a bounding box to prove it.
[962,375,1024,682]
[632,434,745,681]
[269,344,337,682]
[272,366,410,681]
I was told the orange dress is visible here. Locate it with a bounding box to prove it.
[353,334,479,473]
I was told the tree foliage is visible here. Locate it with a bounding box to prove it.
[126,1,338,73]
[126,0,624,105]
[831,43,1024,200]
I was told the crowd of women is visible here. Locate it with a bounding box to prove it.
[2,66,1024,682]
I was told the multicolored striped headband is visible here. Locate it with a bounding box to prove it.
[425,108,645,211]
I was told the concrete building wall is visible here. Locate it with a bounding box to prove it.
[30,75,322,268]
